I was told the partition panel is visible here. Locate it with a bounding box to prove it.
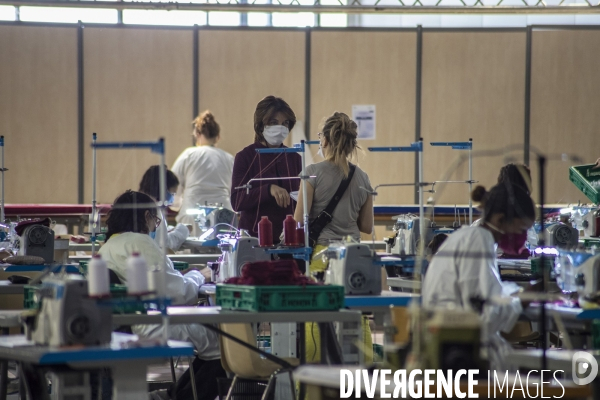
[83,27,193,203]
[530,30,600,205]
[198,30,305,158]
[422,31,527,212]
[0,25,78,204]
[311,31,417,209]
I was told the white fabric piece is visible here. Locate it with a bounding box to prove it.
[422,226,522,371]
[98,233,220,360]
[172,145,234,223]
[154,208,189,251]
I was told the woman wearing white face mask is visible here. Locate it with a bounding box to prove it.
[231,96,302,241]
[139,165,190,252]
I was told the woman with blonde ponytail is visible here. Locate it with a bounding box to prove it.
[294,112,373,269]
[294,112,374,364]
[172,110,234,235]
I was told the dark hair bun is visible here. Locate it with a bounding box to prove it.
[471,185,488,203]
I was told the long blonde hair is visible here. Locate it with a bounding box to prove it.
[322,112,361,177]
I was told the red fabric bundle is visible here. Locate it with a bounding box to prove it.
[15,218,51,237]
[225,259,316,286]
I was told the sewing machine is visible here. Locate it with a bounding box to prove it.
[213,236,270,283]
[324,242,382,295]
[31,275,112,347]
[546,223,579,249]
[572,254,600,300]
[387,215,435,256]
[191,204,238,241]
[582,210,600,238]
[18,224,54,263]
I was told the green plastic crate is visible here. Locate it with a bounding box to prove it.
[79,260,89,273]
[172,261,189,271]
[216,284,345,312]
[581,238,600,249]
[23,284,141,313]
[531,256,554,279]
[569,164,600,205]
[23,285,40,309]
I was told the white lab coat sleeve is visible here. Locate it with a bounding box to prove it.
[166,223,189,251]
[455,232,522,335]
[163,258,204,305]
[155,209,188,251]
[135,236,202,305]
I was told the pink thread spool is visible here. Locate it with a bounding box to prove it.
[258,216,273,247]
[283,215,296,246]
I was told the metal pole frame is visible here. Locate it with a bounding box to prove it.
[0,136,4,224]
[304,28,311,141]
[524,25,532,166]
[77,21,85,204]
[368,140,425,288]
[430,140,474,224]
[193,23,199,140]
[414,25,422,205]
[469,138,473,224]
[91,133,97,256]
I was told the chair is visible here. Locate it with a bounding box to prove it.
[501,321,540,346]
[219,323,299,400]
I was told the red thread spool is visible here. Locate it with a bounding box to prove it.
[283,215,296,246]
[258,216,273,247]
[296,223,305,246]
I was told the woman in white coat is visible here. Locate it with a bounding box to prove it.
[98,190,224,400]
[139,165,189,252]
[422,183,536,371]
[172,111,234,235]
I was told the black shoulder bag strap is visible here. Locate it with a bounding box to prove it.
[308,164,356,247]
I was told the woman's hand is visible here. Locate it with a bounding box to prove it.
[270,184,290,208]
[593,158,600,169]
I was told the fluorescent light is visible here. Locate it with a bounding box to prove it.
[123,9,207,25]
[19,6,118,23]
[0,5,15,21]
[208,11,241,26]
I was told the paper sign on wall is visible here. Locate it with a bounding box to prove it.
[352,105,376,140]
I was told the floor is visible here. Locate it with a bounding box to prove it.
[5,359,191,399]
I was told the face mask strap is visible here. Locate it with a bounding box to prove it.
[485,221,505,235]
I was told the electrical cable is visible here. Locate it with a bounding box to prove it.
[310,322,318,362]
[199,323,295,370]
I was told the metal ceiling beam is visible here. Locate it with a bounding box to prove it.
[2,0,600,13]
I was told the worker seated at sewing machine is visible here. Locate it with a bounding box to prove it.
[139,165,190,252]
[98,190,224,400]
[423,183,537,371]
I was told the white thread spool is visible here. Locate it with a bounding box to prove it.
[126,252,149,295]
[88,254,109,297]
[147,266,166,297]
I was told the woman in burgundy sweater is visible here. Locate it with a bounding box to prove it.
[230,96,302,242]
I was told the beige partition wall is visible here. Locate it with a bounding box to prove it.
[0,25,78,204]
[422,31,527,210]
[198,30,306,158]
[83,27,193,203]
[311,30,417,209]
[530,30,600,205]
